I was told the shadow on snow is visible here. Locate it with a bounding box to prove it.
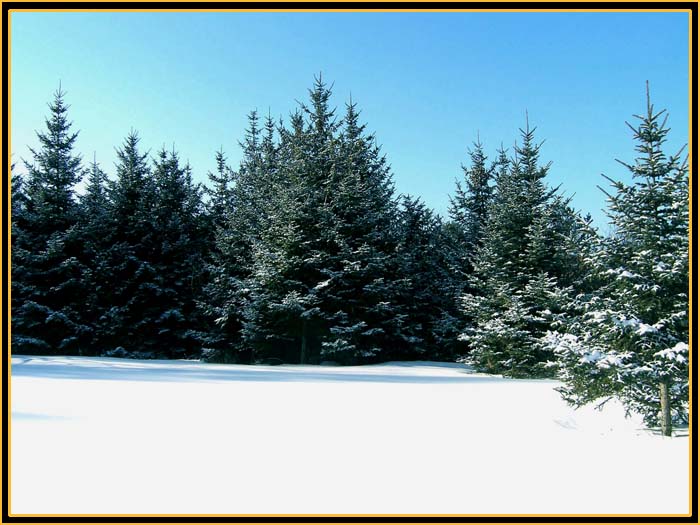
[10,356,556,385]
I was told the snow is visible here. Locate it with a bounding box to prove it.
[313,278,331,290]
[605,268,639,279]
[655,342,689,363]
[636,323,658,335]
[10,356,690,515]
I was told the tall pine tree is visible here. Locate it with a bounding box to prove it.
[551,86,689,434]
[12,88,90,354]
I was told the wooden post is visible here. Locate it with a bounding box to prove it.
[659,379,672,437]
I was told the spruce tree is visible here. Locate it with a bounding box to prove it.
[394,196,462,360]
[149,149,209,357]
[313,97,402,363]
[446,138,496,359]
[240,79,405,364]
[551,86,689,434]
[205,148,234,230]
[448,137,493,262]
[76,157,113,353]
[200,112,278,363]
[12,88,90,354]
[461,123,577,377]
[98,131,156,353]
[242,78,339,364]
[198,148,239,361]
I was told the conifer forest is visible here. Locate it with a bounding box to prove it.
[10,78,690,436]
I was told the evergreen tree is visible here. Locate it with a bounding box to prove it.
[242,78,340,363]
[98,131,156,352]
[461,122,577,377]
[76,157,113,353]
[551,87,689,434]
[200,112,278,363]
[205,148,234,230]
[11,88,90,354]
[445,138,496,359]
[393,196,462,360]
[97,140,209,358]
[198,148,238,361]
[241,79,404,364]
[11,168,27,255]
[148,149,209,357]
[448,137,493,262]
[312,97,402,363]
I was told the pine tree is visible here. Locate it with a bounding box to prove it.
[205,148,234,230]
[461,121,576,377]
[198,148,238,361]
[149,149,209,357]
[312,97,402,363]
[242,78,340,364]
[448,137,493,262]
[551,86,689,434]
[393,196,462,360]
[446,138,496,360]
[239,79,406,364]
[98,131,156,353]
[200,112,279,363]
[76,157,112,353]
[11,87,90,354]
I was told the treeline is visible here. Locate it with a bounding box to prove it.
[10,78,688,433]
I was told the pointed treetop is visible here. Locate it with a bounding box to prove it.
[646,79,650,113]
[525,109,529,133]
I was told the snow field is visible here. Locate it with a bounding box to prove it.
[10,357,690,515]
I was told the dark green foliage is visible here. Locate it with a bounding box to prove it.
[75,158,113,354]
[448,138,494,265]
[148,149,209,357]
[460,123,586,377]
[553,87,689,431]
[100,140,208,358]
[393,196,464,360]
[95,132,155,352]
[12,88,91,354]
[199,111,279,363]
[206,148,234,230]
[228,79,405,364]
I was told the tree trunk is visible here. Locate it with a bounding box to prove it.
[659,379,672,437]
[300,320,308,365]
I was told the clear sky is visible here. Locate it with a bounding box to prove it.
[10,11,690,229]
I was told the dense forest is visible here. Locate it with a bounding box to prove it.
[10,78,689,433]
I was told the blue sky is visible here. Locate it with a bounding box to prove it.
[10,11,690,229]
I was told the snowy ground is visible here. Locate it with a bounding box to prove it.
[10,356,690,515]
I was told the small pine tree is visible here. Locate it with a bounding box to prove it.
[551,85,689,435]
[448,137,493,262]
[205,148,234,230]
[147,149,209,357]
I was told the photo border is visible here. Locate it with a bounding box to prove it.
[1,2,697,522]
